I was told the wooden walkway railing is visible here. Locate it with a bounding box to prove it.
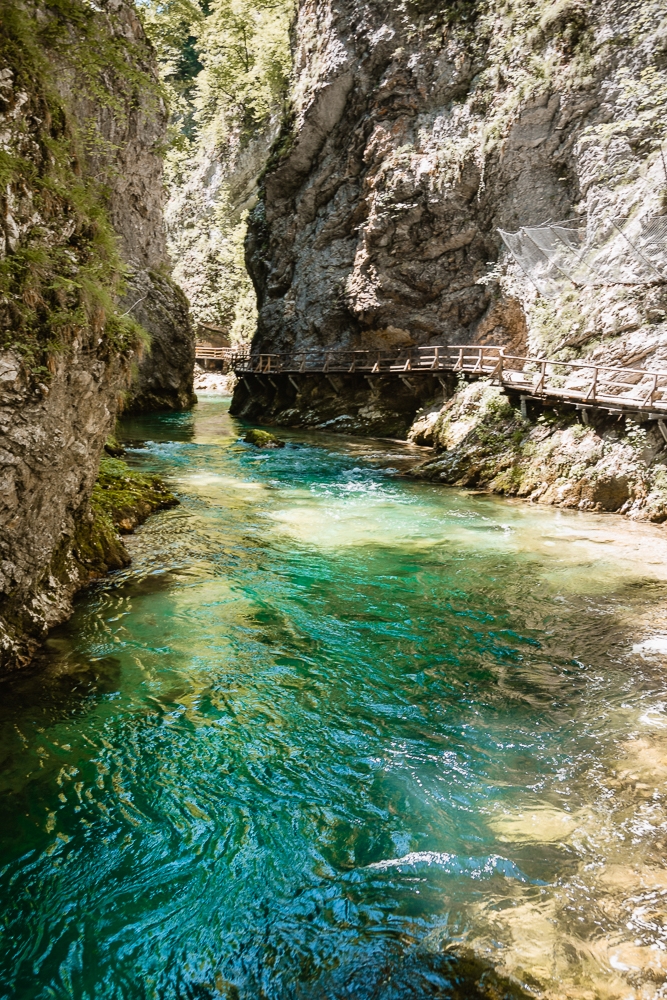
[195,345,236,361]
[233,344,667,416]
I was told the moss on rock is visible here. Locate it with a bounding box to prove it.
[51,456,177,584]
[244,428,285,448]
[0,0,158,377]
[0,456,177,670]
[92,457,178,536]
[411,379,667,520]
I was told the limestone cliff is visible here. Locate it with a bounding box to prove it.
[123,267,195,412]
[243,0,666,358]
[0,0,191,670]
[164,126,278,344]
[232,0,667,516]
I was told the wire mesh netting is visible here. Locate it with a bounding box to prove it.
[498,217,667,297]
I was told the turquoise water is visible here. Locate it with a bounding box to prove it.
[3,397,667,999]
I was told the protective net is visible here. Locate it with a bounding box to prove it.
[498,217,667,297]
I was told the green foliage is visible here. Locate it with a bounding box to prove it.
[140,0,293,146]
[165,179,258,337]
[0,0,155,372]
[530,292,585,355]
[139,0,206,143]
[139,0,293,338]
[623,419,648,452]
[195,0,292,140]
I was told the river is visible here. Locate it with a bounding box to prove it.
[2,396,667,999]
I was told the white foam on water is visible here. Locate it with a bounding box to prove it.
[633,637,667,656]
[366,851,455,870]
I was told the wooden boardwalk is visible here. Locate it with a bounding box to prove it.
[195,346,236,364]
[231,344,667,419]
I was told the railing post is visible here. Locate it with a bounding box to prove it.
[492,351,504,381]
[535,360,546,394]
[475,347,484,373]
[585,366,597,402]
[643,372,659,407]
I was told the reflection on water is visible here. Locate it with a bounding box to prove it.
[2,396,667,999]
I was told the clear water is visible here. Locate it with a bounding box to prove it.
[3,397,667,1000]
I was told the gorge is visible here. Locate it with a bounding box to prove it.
[3,0,667,998]
[231,0,667,522]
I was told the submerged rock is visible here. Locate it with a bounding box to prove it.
[244,428,286,448]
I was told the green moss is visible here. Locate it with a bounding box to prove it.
[244,428,285,448]
[92,456,178,534]
[0,0,159,375]
[261,107,296,179]
[532,294,582,354]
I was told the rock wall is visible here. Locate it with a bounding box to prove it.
[0,0,191,670]
[123,268,196,412]
[47,0,195,414]
[234,0,667,453]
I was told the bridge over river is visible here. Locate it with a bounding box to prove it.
[195,343,667,425]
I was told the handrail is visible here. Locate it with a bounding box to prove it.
[195,346,244,359]
[232,344,667,414]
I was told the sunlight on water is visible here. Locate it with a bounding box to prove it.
[2,396,667,1000]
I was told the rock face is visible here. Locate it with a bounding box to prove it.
[0,0,191,670]
[232,370,447,438]
[165,127,280,341]
[0,350,127,669]
[48,0,196,414]
[123,269,196,412]
[235,0,667,464]
[409,380,667,521]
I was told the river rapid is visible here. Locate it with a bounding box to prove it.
[3,397,667,1000]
